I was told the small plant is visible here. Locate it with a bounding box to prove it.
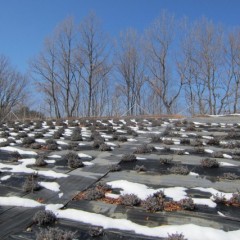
[109,164,122,172]
[35,155,48,167]
[166,232,187,240]
[121,154,137,162]
[31,143,42,149]
[36,227,77,240]
[46,139,58,150]
[34,132,44,138]
[150,134,162,143]
[134,165,147,172]
[134,144,155,154]
[18,132,28,138]
[168,165,190,175]
[230,192,240,205]
[120,194,141,206]
[180,138,190,145]
[163,139,174,145]
[201,158,219,168]
[71,127,82,141]
[179,198,195,211]
[207,138,220,146]
[221,172,239,180]
[23,174,40,192]
[83,188,105,200]
[10,151,21,162]
[22,137,35,145]
[53,131,62,139]
[142,195,164,212]
[68,142,81,151]
[33,210,56,226]
[211,151,223,158]
[66,151,83,169]
[89,226,104,237]
[117,135,128,142]
[212,193,226,204]
[190,139,203,147]
[98,143,112,151]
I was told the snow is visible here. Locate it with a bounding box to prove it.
[35,139,46,143]
[193,187,233,200]
[127,138,137,142]
[57,140,68,145]
[136,157,147,160]
[105,142,117,146]
[202,136,214,140]
[45,160,56,164]
[0,138,7,143]
[105,193,119,199]
[0,175,11,181]
[0,146,37,155]
[205,149,214,154]
[58,192,63,198]
[48,154,62,158]
[18,158,36,166]
[0,162,68,178]
[39,181,60,192]
[222,154,232,159]
[83,161,94,166]
[0,196,43,208]
[78,153,92,158]
[107,180,187,201]
[220,162,236,166]
[192,198,216,208]
[189,172,199,177]
[50,208,240,240]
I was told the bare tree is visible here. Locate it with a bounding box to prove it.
[32,17,81,118]
[115,29,146,115]
[78,13,111,117]
[0,55,27,121]
[145,11,183,114]
[226,29,240,113]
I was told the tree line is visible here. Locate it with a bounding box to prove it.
[1,11,240,119]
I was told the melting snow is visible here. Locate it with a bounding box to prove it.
[0,146,37,155]
[39,181,60,192]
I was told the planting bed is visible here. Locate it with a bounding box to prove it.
[0,116,240,239]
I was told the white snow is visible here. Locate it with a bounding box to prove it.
[105,193,120,199]
[105,142,117,146]
[136,157,147,160]
[19,158,36,167]
[127,138,137,142]
[0,146,37,155]
[0,138,7,143]
[39,181,60,192]
[219,162,236,166]
[50,208,240,240]
[189,172,199,177]
[193,187,233,200]
[202,136,214,140]
[205,149,214,154]
[192,198,216,208]
[0,175,11,181]
[0,196,43,208]
[58,192,63,198]
[78,153,92,158]
[45,160,56,164]
[222,154,232,159]
[83,161,94,166]
[57,140,68,145]
[48,154,62,158]
[35,139,46,143]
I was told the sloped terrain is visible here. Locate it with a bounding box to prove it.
[0,116,240,239]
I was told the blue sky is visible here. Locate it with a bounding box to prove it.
[0,0,239,73]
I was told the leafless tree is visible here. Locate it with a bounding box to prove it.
[78,13,111,117]
[115,29,146,115]
[226,29,240,113]
[31,17,81,118]
[145,11,184,114]
[0,55,27,121]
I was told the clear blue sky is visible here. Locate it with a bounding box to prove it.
[0,0,239,73]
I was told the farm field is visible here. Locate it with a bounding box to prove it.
[0,116,240,239]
